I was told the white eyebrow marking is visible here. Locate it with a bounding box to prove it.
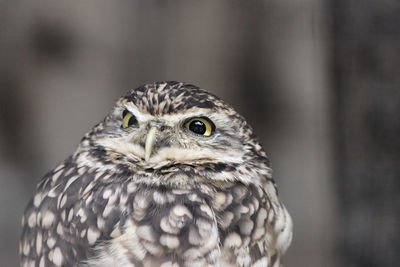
[122,104,154,122]
[121,105,219,126]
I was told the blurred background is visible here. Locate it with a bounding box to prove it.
[1,1,399,266]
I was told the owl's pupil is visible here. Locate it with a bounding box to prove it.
[189,120,206,134]
[127,116,137,127]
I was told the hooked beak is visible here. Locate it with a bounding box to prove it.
[144,126,158,161]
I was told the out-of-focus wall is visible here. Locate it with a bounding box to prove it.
[0,1,335,266]
[333,1,400,266]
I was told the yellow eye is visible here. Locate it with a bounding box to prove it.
[185,117,215,137]
[122,110,137,128]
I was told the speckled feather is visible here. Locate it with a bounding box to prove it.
[20,81,292,267]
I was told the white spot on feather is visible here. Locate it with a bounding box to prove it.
[51,169,63,182]
[33,193,43,207]
[42,211,55,228]
[102,204,113,217]
[28,212,36,228]
[239,219,254,235]
[223,232,242,248]
[36,232,42,255]
[39,256,45,267]
[256,208,267,226]
[47,238,56,249]
[87,227,100,245]
[110,225,121,238]
[160,234,180,249]
[52,247,63,265]
[23,242,30,255]
[56,223,63,235]
[53,247,63,266]
[102,189,112,199]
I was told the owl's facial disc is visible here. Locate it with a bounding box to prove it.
[94,104,246,168]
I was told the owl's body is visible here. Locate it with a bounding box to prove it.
[20,82,292,267]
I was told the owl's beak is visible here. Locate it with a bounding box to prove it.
[144,126,158,161]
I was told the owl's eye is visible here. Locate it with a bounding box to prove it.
[185,117,215,137]
[122,110,137,128]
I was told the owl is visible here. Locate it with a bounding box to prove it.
[20,81,292,267]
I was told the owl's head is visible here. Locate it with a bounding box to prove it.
[78,81,270,185]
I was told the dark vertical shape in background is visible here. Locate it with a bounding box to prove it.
[332,1,400,266]
[231,2,279,138]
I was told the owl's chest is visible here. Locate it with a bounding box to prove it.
[82,182,286,267]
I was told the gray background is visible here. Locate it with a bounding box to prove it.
[1,1,398,266]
